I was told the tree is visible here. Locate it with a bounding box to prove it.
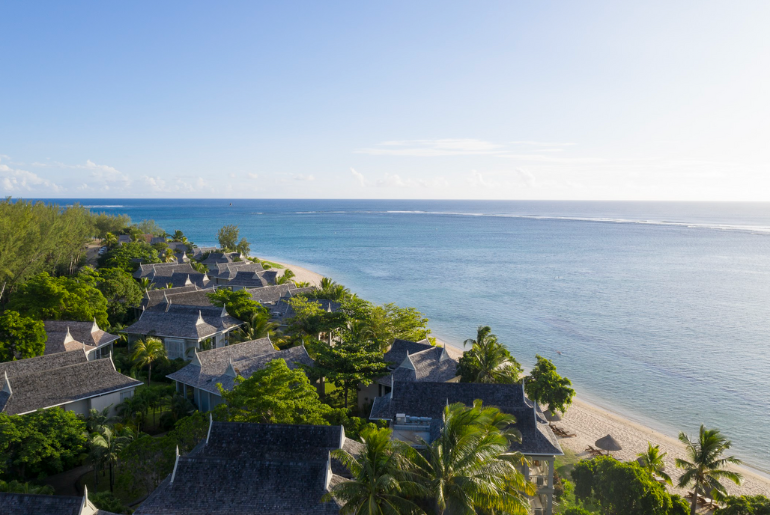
[136,219,166,237]
[206,288,265,321]
[102,232,118,247]
[98,241,161,273]
[7,272,109,327]
[240,312,279,342]
[217,224,239,251]
[0,480,55,495]
[311,277,351,302]
[459,325,523,383]
[83,267,143,325]
[677,425,742,515]
[235,237,250,256]
[89,425,134,492]
[0,311,46,362]
[715,495,770,515]
[89,491,128,514]
[275,268,295,285]
[307,336,387,409]
[131,338,168,385]
[171,230,189,244]
[215,358,334,425]
[638,442,672,485]
[572,456,676,515]
[91,212,132,239]
[324,427,424,515]
[0,409,88,480]
[525,355,575,414]
[404,401,534,515]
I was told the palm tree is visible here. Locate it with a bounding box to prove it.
[171,230,188,243]
[405,401,534,515]
[324,427,425,514]
[89,426,135,492]
[676,425,742,514]
[103,232,118,247]
[131,337,167,385]
[463,326,521,383]
[138,277,152,290]
[637,442,672,485]
[163,248,175,263]
[241,313,279,342]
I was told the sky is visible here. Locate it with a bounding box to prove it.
[1,1,769,201]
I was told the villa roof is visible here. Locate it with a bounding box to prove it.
[369,381,563,456]
[226,270,278,288]
[387,345,459,384]
[135,422,356,515]
[198,252,245,265]
[165,272,211,289]
[142,285,201,308]
[207,261,265,280]
[123,305,242,340]
[246,284,312,305]
[43,320,119,355]
[167,338,314,395]
[133,262,198,279]
[0,492,120,515]
[0,354,142,415]
[268,298,340,325]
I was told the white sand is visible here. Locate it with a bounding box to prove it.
[270,260,324,287]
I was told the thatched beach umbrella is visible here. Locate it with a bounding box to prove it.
[544,410,562,422]
[595,434,622,454]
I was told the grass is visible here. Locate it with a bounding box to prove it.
[78,467,143,507]
[260,260,284,269]
[555,446,581,478]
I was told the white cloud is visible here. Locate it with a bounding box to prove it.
[0,156,61,192]
[351,168,448,189]
[293,174,315,182]
[468,170,498,189]
[356,138,506,157]
[351,168,366,187]
[247,173,259,179]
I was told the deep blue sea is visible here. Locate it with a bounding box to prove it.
[50,199,770,470]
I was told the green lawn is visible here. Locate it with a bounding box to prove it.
[260,260,285,269]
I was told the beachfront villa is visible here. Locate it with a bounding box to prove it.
[123,303,242,360]
[166,337,314,411]
[197,251,246,265]
[206,261,264,285]
[370,381,563,515]
[357,338,462,410]
[43,320,120,360]
[141,285,212,310]
[135,421,359,514]
[0,351,141,417]
[133,262,211,288]
[227,270,279,290]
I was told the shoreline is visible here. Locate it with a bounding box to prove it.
[271,259,770,495]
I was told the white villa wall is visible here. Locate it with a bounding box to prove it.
[63,399,89,416]
[357,383,380,411]
[90,388,135,416]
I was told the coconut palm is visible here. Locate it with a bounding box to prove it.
[138,277,152,290]
[241,313,280,342]
[637,442,672,485]
[131,337,167,385]
[163,248,175,263]
[463,326,522,383]
[90,426,135,493]
[676,425,742,514]
[405,401,534,515]
[171,230,188,243]
[323,427,425,515]
[103,232,118,247]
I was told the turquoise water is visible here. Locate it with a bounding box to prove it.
[60,199,770,470]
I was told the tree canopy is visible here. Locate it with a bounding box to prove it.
[216,358,336,425]
[98,241,161,273]
[524,354,575,414]
[458,325,523,383]
[206,288,265,321]
[0,310,46,362]
[217,225,240,252]
[79,266,143,325]
[715,495,770,515]
[6,272,109,326]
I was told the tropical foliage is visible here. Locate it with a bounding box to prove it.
[637,442,672,485]
[0,310,46,362]
[677,425,742,514]
[131,337,168,385]
[206,288,265,321]
[715,495,770,515]
[458,325,523,383]
[525,354,575,414]
[98,241,161,272]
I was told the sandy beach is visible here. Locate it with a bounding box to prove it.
[278,263,769,497]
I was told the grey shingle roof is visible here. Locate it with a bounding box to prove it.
[0,351,86,379]
[369,381,563,456]
[384,338,434,367]
[124,305,242,340]
[133,262,198,279]
[390,346,458,383]
[0,493,120,515]
[198,252,245,265]
[166,339,314,395]
[142,285,202,309]
[269,299,341,324]
[43,320,119,355]
[207,262,265,280]
[226,270,278,288]
[245,284,306,305]
[135,422,356,515]
[0,356,142,415]
[164,272,210,289]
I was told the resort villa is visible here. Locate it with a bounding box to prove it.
[0,489,118,515]
[43,320,120,360]
[357,338,462,410]
[370,381,563,515]
[135,421,360,514]
[0,351,141,417]
[206,261,265,285]
[166,337,314,412]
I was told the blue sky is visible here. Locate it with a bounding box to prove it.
[1,1,769,200]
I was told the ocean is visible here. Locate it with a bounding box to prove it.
[55,199,770,470]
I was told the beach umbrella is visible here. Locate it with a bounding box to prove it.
[595,434,623,454]
[544,410,562,422]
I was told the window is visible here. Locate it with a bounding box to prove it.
[165,338,185,360]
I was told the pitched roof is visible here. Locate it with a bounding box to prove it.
[389,345,459,383]
[0,492,120,515]
[165,272,210,289]
[123,305,242,340]
[142,285,201,308]
[198,252,245,265]
[133,262,198,279]
[245,284,305,305]
[207,261,265,280]
[0,356,142,415]
[43,320,119,355]
[226,270,278,288]
[166,339,314,395]
[369,381,563,456]
[268,299,341,325]
[135,422,355,515]
[384,338,434,367]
